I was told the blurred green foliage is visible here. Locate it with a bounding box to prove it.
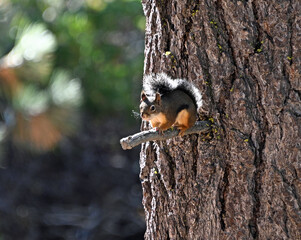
[0,0,144,116]
[0,2,146,238]
[0,0,145,151]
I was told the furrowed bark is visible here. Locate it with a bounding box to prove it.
[140,0,301,239]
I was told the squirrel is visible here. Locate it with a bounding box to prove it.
[140,73,202,136]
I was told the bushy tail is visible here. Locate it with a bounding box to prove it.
[142,73,203,111]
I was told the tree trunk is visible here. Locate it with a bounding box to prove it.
[139,0,301,239]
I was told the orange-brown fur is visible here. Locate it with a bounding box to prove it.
[173,109,196,136]
[150,112,171,130]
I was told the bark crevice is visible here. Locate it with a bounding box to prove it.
[249,132,266,239]
[272,165,301,211]
[251,0,264,55]
[248,66,269,240]
[218,163,230,231]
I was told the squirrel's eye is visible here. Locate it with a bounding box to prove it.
[150,105,156,112]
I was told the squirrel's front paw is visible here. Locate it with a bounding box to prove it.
[154,127,164,135]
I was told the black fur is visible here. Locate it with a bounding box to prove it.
[176,104,189,114]
[142,73,202,111]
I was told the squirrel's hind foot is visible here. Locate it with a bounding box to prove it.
[173,126,188,137]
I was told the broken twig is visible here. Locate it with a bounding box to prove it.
[120,121,211,150]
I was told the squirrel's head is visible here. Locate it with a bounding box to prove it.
[139,91,162,121]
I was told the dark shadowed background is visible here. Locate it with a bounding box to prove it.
[0,0,145,239]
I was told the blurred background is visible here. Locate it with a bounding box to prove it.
[0,0,145,239]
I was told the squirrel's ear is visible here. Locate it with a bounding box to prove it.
[155,92,161,104]
[141,91,147,101]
